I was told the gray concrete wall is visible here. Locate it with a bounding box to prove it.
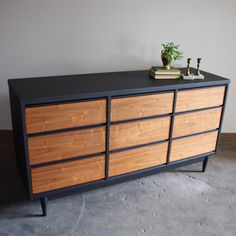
[0,0,235,131]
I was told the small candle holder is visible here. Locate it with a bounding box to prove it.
[182,58,194,80]
[194,58,204,79]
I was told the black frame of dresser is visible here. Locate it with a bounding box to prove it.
[8,71,230,217]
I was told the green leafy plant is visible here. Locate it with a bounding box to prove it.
[162,42,183,64]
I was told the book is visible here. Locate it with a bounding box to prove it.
[149,71,180,79]
[151,66,180,72]
[150,66,181,75]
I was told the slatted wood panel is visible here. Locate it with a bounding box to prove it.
[170,131,218,162]
[111,92,174,121]
[31,155,105,193]
[109,142,168,177]
[26,99,106,134]
[176,86,225,112]
[110,117,170,150]
[173,108,222,138]
[28,127,106,165]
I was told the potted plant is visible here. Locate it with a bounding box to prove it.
[161,42,183,69]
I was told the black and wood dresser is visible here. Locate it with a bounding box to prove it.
[8,68,230,216]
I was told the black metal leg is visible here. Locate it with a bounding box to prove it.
[40,197,48,216]
[202,157,208,172]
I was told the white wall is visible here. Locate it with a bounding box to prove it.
[0,0,235,131]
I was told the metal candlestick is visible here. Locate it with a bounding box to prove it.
[194,58,204,79]
[182,58,194,80]
[185,58,191,76]
[196,58,201,75]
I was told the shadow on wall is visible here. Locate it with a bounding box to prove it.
[0,93,12,130]
[0,131,30,217]
[110,33,162,70]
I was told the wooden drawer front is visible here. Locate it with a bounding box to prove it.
[109,142,168,177]
[110,117,170,150]
[26,99,106,134]
[176,86,225,112]
[31,155,105,194]
[28,127,106,165]
[173,108,222,138]
[170,131,218,162]
[111,92,173,122]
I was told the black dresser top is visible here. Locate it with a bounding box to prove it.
[8,68,230,105]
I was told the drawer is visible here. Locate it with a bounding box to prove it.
[110,117,170,150]
[176,86,225,112]
[28,126,106,165]
[31,155,105,194]
[111,92,174,122]
[109,142,168,177]
[26,99,106,134]
[170,131,218,162]
[173,107,222,138]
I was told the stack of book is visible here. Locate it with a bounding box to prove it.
[149,66,181,79]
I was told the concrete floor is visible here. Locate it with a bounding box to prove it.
[0,131,236,236]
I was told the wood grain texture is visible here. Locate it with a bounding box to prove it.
[111,92,174,121]
[109,142,168,177]
[173,107,222,138]
[31,155,105,193]
[176,86,225,112]
[170,131,218,162]
[110,117,170,150]
[26,99,106,134]
[28,127,106,165]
